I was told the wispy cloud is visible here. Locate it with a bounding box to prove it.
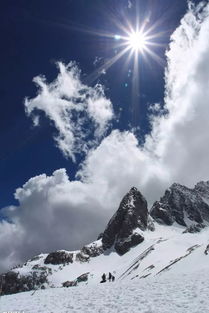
[25,62,114,162]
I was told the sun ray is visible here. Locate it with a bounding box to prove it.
[84,46,130,85]
[63,9,166,125]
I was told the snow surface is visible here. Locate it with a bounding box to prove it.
[1,269,209,313]
[1,225,209,312]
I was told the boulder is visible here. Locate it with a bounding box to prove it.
[44,251,73,265]
[62,280,77,287]
[76,272,89,283]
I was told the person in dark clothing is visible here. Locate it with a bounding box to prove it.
[100,273,106,283]
[111,275,115,282]
[108,272,112,282]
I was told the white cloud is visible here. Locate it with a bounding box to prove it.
[1,2,209,272]
[144,2,209,186]
[24,62,114,161]
[0,169,107,272]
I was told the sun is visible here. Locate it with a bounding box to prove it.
[127,31,148,52]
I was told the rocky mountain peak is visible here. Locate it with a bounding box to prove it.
[102,187,149,255]
[150,181,209,226]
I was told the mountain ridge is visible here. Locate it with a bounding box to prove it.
[1,180,209,295]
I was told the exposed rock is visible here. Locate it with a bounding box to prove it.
[62,280,77,287]
[194,181,209,199]
[44,251,73,265]
[97,233,103,240]
[150,201,174,225]
[115,232,144,255]
[147,216,155,231]
[29,255,42,262]
[204,244,209,255]
[150,183,209,226]
[183,223,205,234]
[81,243,103,258]
[75,251,90,263]
[32,264,51,273]
[76,272,89,283]
[102,187,148,255]
[0,270,48,295]
[76,242,103,263]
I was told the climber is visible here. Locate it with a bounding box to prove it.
[108,272,112,282]
[100,273,106,283]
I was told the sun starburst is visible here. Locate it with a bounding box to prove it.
[69,11,166,124]
[127,31,148,52]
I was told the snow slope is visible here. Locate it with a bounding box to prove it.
[1,268,208,313]
[1,224,209,312]
[11,224,209,286]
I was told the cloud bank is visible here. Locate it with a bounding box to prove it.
[1,2,209,272]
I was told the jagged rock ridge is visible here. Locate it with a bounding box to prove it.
[102,187,154,255]
[150,182,209,226]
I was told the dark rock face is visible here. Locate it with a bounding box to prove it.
[194,181,209,199]
[62,273,88,287]
[0,269,48,295]
[115,232,144,255]
[97,233,103,240]
[44,251,73,265]
[150,201,174,225]
[81,244,103,258]
[102,187,148,255]
[77,272,89,283]
[150,183,209,226]
[63,280,77,287]
[183,223,205,234]
[76,242,103,263]
[76,252,90,263]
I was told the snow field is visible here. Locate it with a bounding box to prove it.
[1,269,209,313]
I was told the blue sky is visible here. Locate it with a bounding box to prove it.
[0,0,192,207]
[1,0,209,272]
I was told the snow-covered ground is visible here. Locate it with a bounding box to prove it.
[1,224,209,312]
[11,223,209,287]
[1,268,208,313]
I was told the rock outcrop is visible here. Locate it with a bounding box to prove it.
[63,280,77,287]
[194,181,209,199]
[0,268,49,295]
[150,183,209,226]
[44,251,73,265]
[183,223,205,234]
[102,187,149,255]
[76,242,103,263]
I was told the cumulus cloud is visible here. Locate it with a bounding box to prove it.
[1,2,209,272]
[0,169,107,272]
[145,1,209,186]
[24,62,114,161]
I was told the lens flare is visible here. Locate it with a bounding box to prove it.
[127,31,148,52]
